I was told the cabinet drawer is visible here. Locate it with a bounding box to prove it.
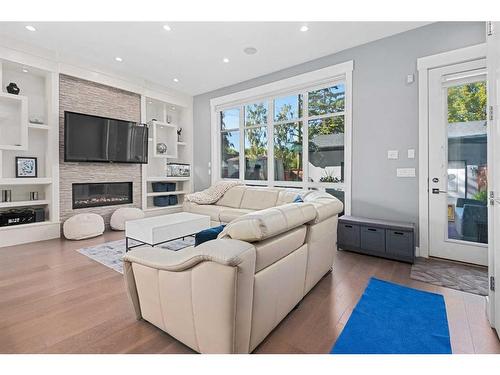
[360,226,386,254]
[338,223,360,249]
[386,230,413,259]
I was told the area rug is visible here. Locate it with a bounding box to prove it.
[330,278,451,354]
[410,258,488,296]
[77,237,195,274]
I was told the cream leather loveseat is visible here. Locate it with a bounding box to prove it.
[123,186,343,353]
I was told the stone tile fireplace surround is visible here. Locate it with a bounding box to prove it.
[59,74,142,226]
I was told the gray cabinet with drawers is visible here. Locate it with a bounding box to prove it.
[337,215,415,263]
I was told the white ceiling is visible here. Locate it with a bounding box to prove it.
[0,22,430,96]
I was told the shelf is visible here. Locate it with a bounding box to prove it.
[0,220,57,232]
[0,199,49,209]
[0,177,52,185]
[28,122,49,130]
[144,205,183,212]
[151,120,177,129]
[147,176,190,182]
[177,142,187,146]
[147,191,187,197]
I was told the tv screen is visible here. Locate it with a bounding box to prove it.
[64,111,148,164]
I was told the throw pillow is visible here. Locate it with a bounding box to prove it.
[293,195,304,203]
[195,225,226,247]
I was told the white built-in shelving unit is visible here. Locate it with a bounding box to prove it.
[141,97,193,215]
[0,40,192,247]
[0,59,60,247]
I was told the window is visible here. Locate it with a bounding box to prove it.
[244,103,268,180]
[212,61,352,212]
[220,108,240,179]
[218,85,346,184]
[308,83,345,183]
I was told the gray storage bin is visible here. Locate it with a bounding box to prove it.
[386,229,413,259]
[360,226,385,254]
[338,223,360,249]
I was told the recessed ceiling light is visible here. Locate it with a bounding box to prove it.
[223,57,229,63]
[25,25,36,32]
[173,78,179,83]
[300,25,309,32]
[115,57,123,62]
[148,101,153,104]
[171,106,176,110]
[243,47,258,55]
[22,68,29,73]
[163,24,171,31]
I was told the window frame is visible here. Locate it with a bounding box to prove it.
[211,61,353,214]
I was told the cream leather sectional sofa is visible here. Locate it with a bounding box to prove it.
[123,186,343,353]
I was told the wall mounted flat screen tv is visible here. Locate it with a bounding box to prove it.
[64,111,148,164]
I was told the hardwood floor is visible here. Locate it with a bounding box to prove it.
[0,231,499,354]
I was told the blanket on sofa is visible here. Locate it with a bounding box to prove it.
[185,181,242,205]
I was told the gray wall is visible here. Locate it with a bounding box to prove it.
[193,22,485,237]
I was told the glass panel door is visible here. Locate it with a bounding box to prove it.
[446,80,488,244]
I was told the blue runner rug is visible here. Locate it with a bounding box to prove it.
[331,278,452,354]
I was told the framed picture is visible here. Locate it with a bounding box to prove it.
[15,157,38,178]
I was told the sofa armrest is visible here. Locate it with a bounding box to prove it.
[123,238,255,272]
[306,197,344,223]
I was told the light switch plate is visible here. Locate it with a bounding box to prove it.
[407,74,414,84]
[397,168,416,178]
[407,149,415,159]
[387,150,399,160]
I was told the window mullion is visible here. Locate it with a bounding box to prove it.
[239,105,245,182]
[268,99,274,187]
[303,90,309,190]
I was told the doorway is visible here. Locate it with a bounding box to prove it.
[427,59,488,266]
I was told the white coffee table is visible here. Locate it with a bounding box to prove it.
[125,212,211,252]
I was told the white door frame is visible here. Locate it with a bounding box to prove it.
[417,43,487,258]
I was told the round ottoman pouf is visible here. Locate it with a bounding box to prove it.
[63,213,105,240]
[110,207,145,231]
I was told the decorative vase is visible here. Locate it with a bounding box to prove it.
[156,142,167,155]
[6,82,20,95]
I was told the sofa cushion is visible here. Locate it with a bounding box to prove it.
[254,226,307,272]
[184,201,226,221]
[219,208,253,223]
[275,189,310,205]
[195,225,226,247]
[218,202,316,242]
[239,187,279,210]
[215,185,246,208]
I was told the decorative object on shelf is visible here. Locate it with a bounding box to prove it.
[0,208,36,227]
[166,115,172,124]
[29,117,45,125]
[6,82,20,95]
[15,157,38,178]
[156,142,167,155]
[1,190,12,202]
[166,163,190,177]
[29,192,39,201]
[177,128,182,142]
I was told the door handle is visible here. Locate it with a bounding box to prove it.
[432,188,447,194]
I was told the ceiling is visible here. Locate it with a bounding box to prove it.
[0,22,430,96]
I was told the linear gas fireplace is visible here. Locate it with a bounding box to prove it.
[72,182,133,209]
